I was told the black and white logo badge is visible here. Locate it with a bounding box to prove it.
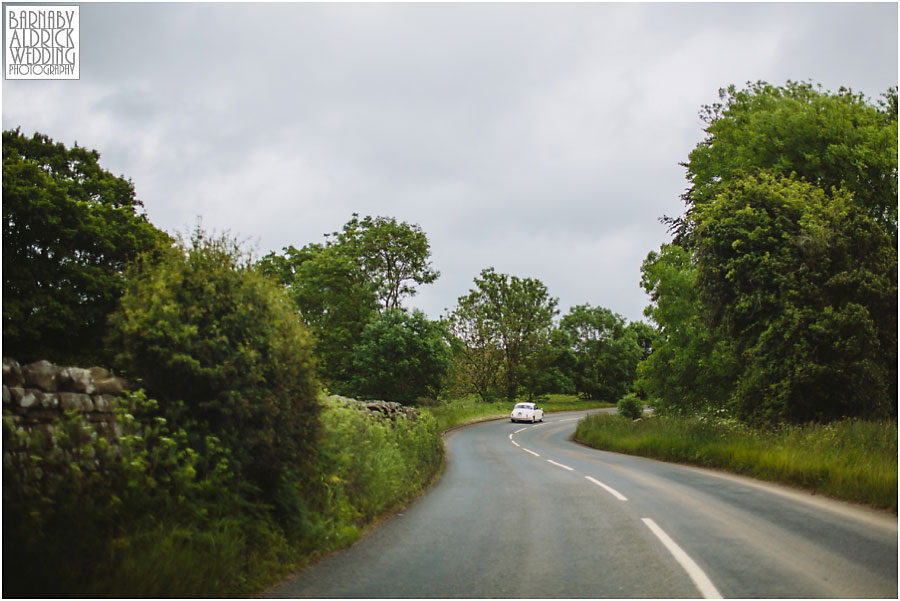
[5,5,79,80]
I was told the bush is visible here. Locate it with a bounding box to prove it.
[2,392,253,597]
[617,393,643,420]
[317,399,443,525]
[107,228,321,506]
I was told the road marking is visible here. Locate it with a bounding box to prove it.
[557,417,580,422]
[531,422,546,427]
[585,476,628,501]
[511,440,520,447]
[641,518,722,599]
[523,448,540,457]
[509,433,514,440]
[514,428,528,434]
[546,459,574,471]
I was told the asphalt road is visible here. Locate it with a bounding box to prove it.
[266,410,897,598]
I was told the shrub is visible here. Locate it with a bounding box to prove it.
[107,228,321,506]
[2,392,249,597]
[617,393,643,420]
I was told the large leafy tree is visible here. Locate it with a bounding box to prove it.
[678,81,898,241]
[257,214,438,389]
[2,129,168,364]
[558,304,642,401]
[348,308,451,404]
[448,268,557,401]
[692,174,896,423]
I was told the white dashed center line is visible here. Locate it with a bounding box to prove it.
[546,459,574,471]
[642,518,722,599]
[523,448,541,457]
[585,476,628,501]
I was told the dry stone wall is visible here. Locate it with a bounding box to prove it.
[329,395,420,421]
[3,357,128,431]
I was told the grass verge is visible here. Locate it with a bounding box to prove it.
[574,413,897,511]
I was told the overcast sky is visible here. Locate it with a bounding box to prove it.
[3,2,897,323]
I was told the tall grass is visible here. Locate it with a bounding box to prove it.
[574,414,898,511]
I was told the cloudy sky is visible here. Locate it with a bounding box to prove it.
[3,2,897,323]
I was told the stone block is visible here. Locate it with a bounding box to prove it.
[59,367,95,394]
[59,392,92,411]
[3,358,23,387]
[22,360,60,392]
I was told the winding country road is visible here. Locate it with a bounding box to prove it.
[266,410,897,598]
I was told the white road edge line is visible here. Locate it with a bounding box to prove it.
[546,459,574,471]
[584,476,628,501]
[641,518,722,599]
[523,448,540,457]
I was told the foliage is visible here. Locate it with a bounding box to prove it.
[256,214,438,389]
[680,80,898,240]
[574,413,897,510]
[636,244,739,415]
[617,393,644,420]
[3,390,447,597]
[642,80,898,425]
[692,174,897,423]
[2,392,258,597]
[2,128,169,365]
[108,228,321,504]
[558,304,643,401]
[330,214,440,311]
[348,308,452,404]
[317,398,443,527]
[447,268,558,401]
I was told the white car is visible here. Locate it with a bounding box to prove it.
[510,402,543,423]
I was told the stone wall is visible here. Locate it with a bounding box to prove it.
[2,357,419,432]
[2,357,128,430]
[329,395,420,421]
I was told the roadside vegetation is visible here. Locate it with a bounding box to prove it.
[575,414,897,511]
[3,79,896,596]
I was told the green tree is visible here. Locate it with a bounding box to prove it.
[108,228,321,504]
[331,214,439,311]
[636,244,739,415]
[558,304,642,401]
[257,214,438,390]
[679,80,898,240]
[2,129,168,365]
[348,308,451,404]
[692,174,897,423]
[448,268,558,401]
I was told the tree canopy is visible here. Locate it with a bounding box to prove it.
[348,308,452,404]
[2,129,169,365]
[679,81,897,241]
[557,304,643,402]
[643,81,898,425]
[448,268,558,401]
[257,214,438,390]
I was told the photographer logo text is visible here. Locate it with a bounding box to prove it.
[5,6,79,79]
